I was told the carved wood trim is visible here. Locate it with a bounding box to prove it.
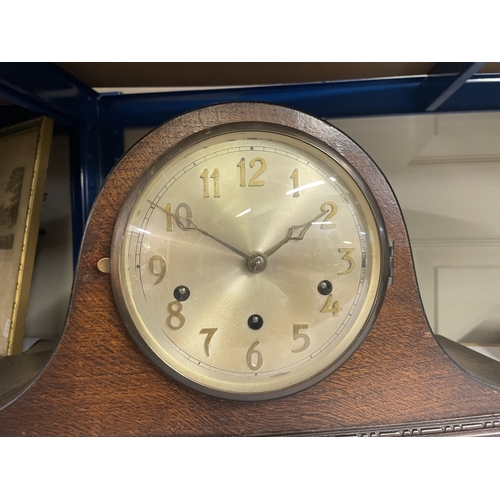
[288,413,500,437]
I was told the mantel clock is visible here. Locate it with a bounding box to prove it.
[1,103,500,436]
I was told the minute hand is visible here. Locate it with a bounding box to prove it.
[263,209,328,258]
[147,200,250,260]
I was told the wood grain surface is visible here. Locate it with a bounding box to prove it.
[1,102,500,436]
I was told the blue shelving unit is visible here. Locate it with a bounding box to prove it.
[1,62,499,257]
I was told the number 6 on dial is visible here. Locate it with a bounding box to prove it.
[247,341,263,370]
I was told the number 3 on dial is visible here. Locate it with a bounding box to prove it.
[338,247,355,275]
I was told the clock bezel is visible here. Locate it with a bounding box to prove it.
[110,108,392,401]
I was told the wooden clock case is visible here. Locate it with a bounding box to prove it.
[1,102,500,436]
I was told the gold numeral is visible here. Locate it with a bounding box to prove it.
[199,328,218,356]
[292,324,310,353]
[237,157,267,187]
[320,201,338,229]
[246,341,263,370]
[166,300,185,330]
[165,202,174,232]
[249,158,266,186]
[166,202,193,231]
[338,247,355,275]
[148,255,167,285]
[321,295,343,317]
[201,168,220,198]
[236,158,246,186]
[290,169,300,197]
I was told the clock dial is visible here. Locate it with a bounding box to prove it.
[111,119,390,400]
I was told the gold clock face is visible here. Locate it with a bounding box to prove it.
[111,114,389,400]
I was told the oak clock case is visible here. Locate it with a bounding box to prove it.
[110,119,390,401]
[6,101,500,436]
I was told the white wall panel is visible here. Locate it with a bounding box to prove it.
[331,112,500,348]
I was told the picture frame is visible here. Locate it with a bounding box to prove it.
[0,117,53,357]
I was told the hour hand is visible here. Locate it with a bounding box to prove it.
[263,209,328,258]
[148,201,250,260]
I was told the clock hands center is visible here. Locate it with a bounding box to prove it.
[245,208,328,272]
[148,201,327,274]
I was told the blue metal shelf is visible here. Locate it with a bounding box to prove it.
[1,62,498,259]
